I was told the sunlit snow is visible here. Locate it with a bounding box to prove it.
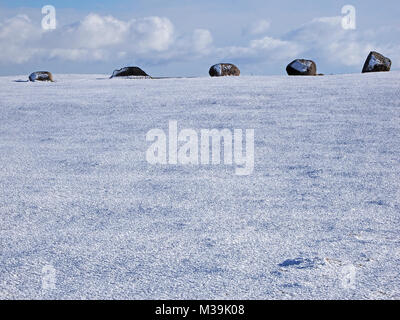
[1,73,399,299]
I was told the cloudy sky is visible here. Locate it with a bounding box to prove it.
[0,0,399,76]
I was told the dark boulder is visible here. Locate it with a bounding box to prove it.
[110,66,150,78]
[29,71,54,82]
[362,51,391,73]
[209,63,240,77]
[286,59,317,76]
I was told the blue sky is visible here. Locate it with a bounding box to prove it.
[0,0,399,76]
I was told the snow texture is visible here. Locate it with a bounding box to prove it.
[111,76,151,80]
[0,73,400,300]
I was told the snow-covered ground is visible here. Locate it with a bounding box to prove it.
[0,73,399,300]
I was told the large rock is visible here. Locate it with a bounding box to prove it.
[29,71,54,82]
[110,66,150,78]
[209,63,240,77]
[362,51,391,73]
[286,59,317,76]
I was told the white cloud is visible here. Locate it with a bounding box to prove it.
[282,16,400,70]
[247,19,271,35]
[49,48,109,61]
[0,12,398,74]
[127,16,174,52]
[192,29,213,54]
[0,15,43,63]
[215,35,300,64]
[282,16,374,67]
[71,14,130,49]
[250,36,299,54]
[215,16,399,73]
[0,13,205,64]
[48,14,175,60]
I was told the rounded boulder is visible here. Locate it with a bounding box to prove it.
[110,66,150,78]
[286,59,317,76]
[29,71,54,82]
[362,51,391,73]
[209,63,240,77]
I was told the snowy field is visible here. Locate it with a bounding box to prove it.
[0,72,400,300]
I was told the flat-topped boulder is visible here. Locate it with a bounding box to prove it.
[362,51,391,73]
[286,59,317,76]
[209,63,240,77]
[29,71,54,82]
[110,66,151,79]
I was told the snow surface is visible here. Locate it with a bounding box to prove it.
[1,73,400,300]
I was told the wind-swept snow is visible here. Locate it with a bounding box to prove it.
[0,73,399,299]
